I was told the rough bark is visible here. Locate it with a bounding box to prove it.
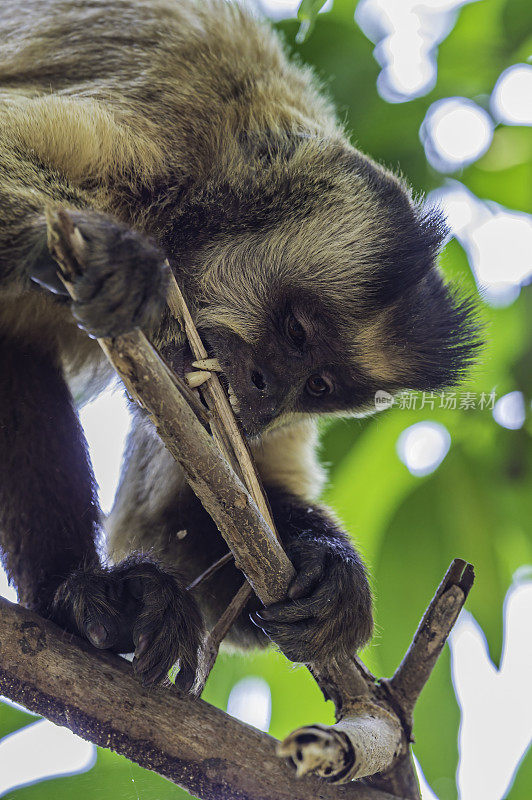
[0,597,400,800]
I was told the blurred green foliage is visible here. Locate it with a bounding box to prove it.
[2,0,531,798]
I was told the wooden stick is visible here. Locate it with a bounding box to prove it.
[166,273,278,537]
[45,207,294,605]
[386,558,474,722]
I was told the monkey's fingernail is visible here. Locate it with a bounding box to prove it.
[174,664,196,694]
[192,358,222,372]
[86,623,108,648]
[186,370,211,388]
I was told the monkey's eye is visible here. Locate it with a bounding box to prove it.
[305,374,332,397]
[285,313,306,347]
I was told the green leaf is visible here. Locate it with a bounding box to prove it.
[414,648,459,800]
[501,0,532,51]
[436,0,512,98]
[324,409,420,573]
[6,747,192,800]
[0,701,37,740]
[464,155,532,215]
[434,449,508,665]
[330,0,357,25]
[202,648,334,740]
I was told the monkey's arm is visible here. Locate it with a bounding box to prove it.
[0,149,103,615]
[0,141,92,287]
[0,145,203,688]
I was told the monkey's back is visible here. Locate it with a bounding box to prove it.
[0,0,338,188]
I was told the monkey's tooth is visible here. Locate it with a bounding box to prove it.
[185,370,211,388]
[191,358,222,372]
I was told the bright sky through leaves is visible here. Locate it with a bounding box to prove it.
[493,391,526,431]
[421,98,494,171]
[491,64,532,126]
[396,421,451,477]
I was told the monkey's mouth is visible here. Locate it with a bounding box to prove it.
[161,337,243,418]
[162,330,281,438]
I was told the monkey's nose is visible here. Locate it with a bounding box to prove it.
[238,366,282,434]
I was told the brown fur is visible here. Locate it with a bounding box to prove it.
[0,0,476,679]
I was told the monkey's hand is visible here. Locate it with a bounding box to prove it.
[251,530,373,665]
[30,210,169,338]
[250,492,373,663]
[52,557,204,690]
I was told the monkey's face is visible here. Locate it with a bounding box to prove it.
[194,236,476,438]
[202,271,476,438]
[178,137,478,436]
[204,283,392,436]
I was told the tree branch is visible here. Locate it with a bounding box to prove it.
[384,559,475,726]
[0,597,401,800]
[280,558,473,790]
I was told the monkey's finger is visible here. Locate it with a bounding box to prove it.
[174,659,197,694]
[84,618,119,649]
[253,597,320,625]
[252,619,316,662]
[133,635,197,689]
[71,268,115,303]
[287,557,325,600]
[132,631,174,686]
[133,607,201,688]
[30,267,71,295]
[74,594,123,649]
[250,613,314,639]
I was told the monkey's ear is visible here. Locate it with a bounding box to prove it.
[238,130,311,164]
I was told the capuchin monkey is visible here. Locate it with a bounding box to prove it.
[0,0,477,690]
